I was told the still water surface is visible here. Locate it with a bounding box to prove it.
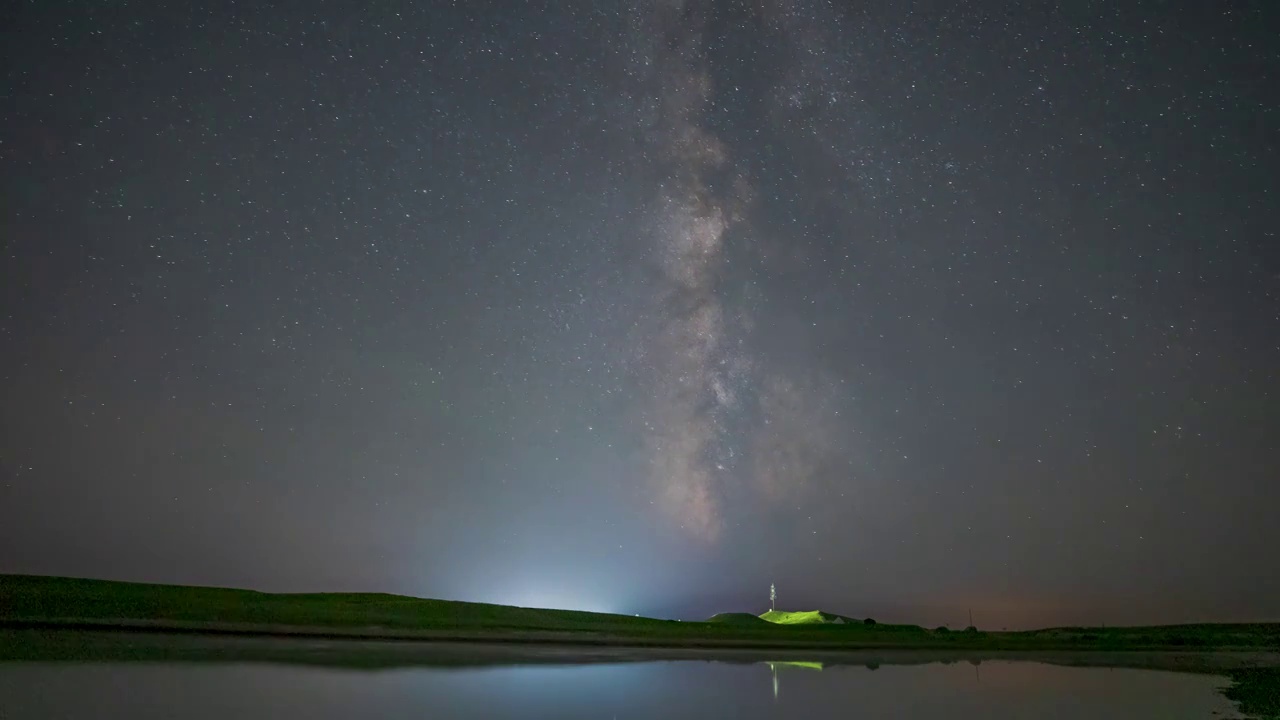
[0,653,1245,719]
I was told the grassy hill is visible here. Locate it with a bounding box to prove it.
[760,610,857,625]
[3,575,1278,653]
[759,610,929,634]
[707,612,769,625]
[0,574,672,634]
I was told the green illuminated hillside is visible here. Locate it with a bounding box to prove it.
[760,610,857,625]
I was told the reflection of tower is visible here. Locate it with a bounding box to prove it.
[771,662,779,700]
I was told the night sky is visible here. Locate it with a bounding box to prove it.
[2,1,1277,629]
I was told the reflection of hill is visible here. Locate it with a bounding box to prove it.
[768,660,823,670]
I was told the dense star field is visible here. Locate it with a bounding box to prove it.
[1,1,1276,629]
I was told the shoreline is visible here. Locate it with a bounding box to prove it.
[4,618,1280,663]
[3,624,1280,675]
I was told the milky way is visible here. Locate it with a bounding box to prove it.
[629,0,847,540]
[623,0,734,540]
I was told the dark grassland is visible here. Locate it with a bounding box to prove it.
[3,574,1278,653]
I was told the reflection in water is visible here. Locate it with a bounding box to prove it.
[771,661,824,670]
[0,652,1245,719]
[765,661,824,700]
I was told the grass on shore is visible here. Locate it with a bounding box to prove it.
[3,574,1279,653]
[1224,668,1280,719]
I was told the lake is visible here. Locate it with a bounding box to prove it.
[0,631,1249,719]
